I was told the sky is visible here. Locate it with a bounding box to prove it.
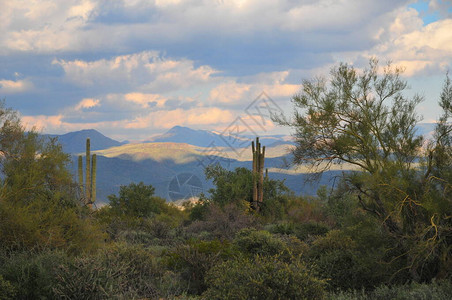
[1,0,452,141]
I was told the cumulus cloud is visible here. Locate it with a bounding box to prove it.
[21,114,64,131]
[124,93,167,108]
[4,0,452,140]
[208,71,298,105]
[1,0,97,53]
[366,9,452,76]
[125,107,234,130]
[0,78,34,94]
[1,0,407,65]
[53,51,218,94]
[75,98,100,110]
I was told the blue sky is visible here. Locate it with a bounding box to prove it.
[1,0,451,141]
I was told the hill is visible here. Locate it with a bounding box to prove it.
[46,129,125,153]
[147,125,289,148]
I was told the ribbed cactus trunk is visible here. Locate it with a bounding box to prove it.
[77,138,97,207]
[86,138,91,202]
[78,155,83,195]
[91,154,97,204]
[251,137,265,211]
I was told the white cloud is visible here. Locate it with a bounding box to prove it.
[208,71,298,105]
[53,51,218,93]
[0,0,97,53]
[0,78,33,94]
[124,107,234,130]
[75,98,100,111]
[369,14,452,76]
[124,93,167,108]
[0,0,408,55]
[21,114,64,131]
[5,0,452,140]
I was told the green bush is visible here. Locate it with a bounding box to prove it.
[0,198,105,254]
[186,203,257,240]
[53,243,159,299]
[0,275,17,300]
[233,228,288,257]
[294,222,330,241]
[307,230,389,291]
[108,182,167,218]
[370,281,452,300]
[187,197,210,221]
[266,222,296,235]
[326,280,452,300]
[0,250,67,299]
[234,228,309,261]
[203,255,325,300]
[165,239,235,295]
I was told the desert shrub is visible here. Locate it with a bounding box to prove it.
[53,243,159,299]
[0,250,67,299]
[186,196,210,222]
[266,221,330,242]
[116,229,155,245]
[370,280,452,300]
[233,228,287,257]
[266,222,296,235]
[0,198,105,254]
[326,280,452,300]
[203,255,325,300]
[96,201,187,246]
[286,196,328,224]
[186,203,257,240]
[233,228,309,262]
[294,221,330,242]
[278,234,309,257]
[307,229,390,291]
[165,239,235,295]
[0,275,17,300]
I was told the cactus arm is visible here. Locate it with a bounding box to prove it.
[78,155,83,195]
[91,153,97,204]
[85,138,91,201]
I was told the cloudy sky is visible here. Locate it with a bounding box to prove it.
[1,0,451,141]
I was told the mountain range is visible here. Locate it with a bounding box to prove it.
[50,123,437,204]
[146,125,291,148]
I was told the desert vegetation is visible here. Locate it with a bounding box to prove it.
[0,60,451,299]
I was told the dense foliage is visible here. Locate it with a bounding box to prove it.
[1,60,451,299]
[277,59,452,282]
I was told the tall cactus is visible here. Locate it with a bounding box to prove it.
[91,153,97,204]
[78,138,97,207]
[78,155,83,194]
[251,137,265,211]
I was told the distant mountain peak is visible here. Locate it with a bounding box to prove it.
[146,125,291,148]
[46,129,125,154]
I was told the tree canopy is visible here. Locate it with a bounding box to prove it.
[278,59,452,281]
[108,182,167,218]
[0,101,104,253]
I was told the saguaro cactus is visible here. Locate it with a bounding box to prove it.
[78,155,83,194]
[86,138,91,201]
[78,138,97,206]
[251,137,265,211]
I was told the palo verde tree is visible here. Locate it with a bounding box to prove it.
[0,102,74,204]
[276,58,452,281]
[0,101,104,252]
